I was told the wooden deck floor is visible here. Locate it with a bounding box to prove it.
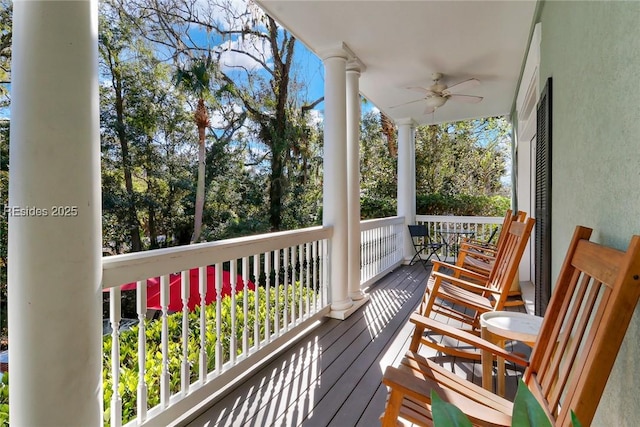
[184,263,527,427]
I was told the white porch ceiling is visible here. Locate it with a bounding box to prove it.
[255,1,538,125]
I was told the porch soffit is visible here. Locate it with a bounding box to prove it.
[255,1,537,126]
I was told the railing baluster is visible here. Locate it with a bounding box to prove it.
[253,255,260,350]
[306,242,311,316]
[109,287,122,427]
[160,274,170,408]
[284,247,290,331]
[199,266,207,384]
[291,246,297,324]
[274,249,280,335]
[215,263,222,372]
[312,241,318,311]
[230,259,237,365]
[181,270,190,395]
[298,244,304,320]
[136,280,148,422]
[265,251,271,342]
[242,257,249,356]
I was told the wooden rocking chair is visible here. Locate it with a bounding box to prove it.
[381,226,640,426]
[456,210,527,277]
[413,217,535,358]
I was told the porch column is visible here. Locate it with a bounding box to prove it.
[396,119,417,263]
[8,2,102,425]
[346,60,366,303]
[321,46,353,318]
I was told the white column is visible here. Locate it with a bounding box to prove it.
[346,61,365,301]
[8,2,102,425]
[396,119,417,263]
[321,46,353,316]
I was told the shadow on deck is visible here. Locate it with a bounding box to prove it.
[183,263,527,427]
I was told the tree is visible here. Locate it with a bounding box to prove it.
[209,6,319,231]
[99,2,145,252]
[174,56,216,243]
[415,117,510,197]
[126,0,324,232]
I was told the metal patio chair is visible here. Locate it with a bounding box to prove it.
[408,224,444,269]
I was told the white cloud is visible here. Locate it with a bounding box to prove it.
[209,103,244,129]
[216,34,272,72]
[306,109,323,126]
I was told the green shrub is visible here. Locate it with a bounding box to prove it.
[416,193,510,216]
[361,193,510,219]
[360,195,397,219]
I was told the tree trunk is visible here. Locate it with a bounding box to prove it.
[114,78,142,252]
[269,151,284,231]
[191,126,206,243]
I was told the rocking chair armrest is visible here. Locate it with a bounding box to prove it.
[431,271,493,294]
[431,261,490,282]
[382,365,434,403]
[409,313,529,367]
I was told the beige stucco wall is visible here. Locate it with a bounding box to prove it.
[537,1,640,424]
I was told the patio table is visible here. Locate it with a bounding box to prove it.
[480,311,543,396]
[438,229,475,262]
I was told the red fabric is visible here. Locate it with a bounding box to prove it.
[115,266,255,312]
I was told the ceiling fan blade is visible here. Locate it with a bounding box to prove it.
[442,78,480,95]
[407,86,437,97]
[389,98,425,109]
[447,94,483,104]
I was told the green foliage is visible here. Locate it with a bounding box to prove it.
[571,411,583,427]
[512,380,552,427]
[417,193,510,216]
[431,390,472,427]
[0,372,7,426]
[415,118,511,198]
[431,380,583,427]
[360,110,397,200]
[360,196,397,220]
[174,56,216,100]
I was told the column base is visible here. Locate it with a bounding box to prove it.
[327,295,369,320]
[349,290,366,301]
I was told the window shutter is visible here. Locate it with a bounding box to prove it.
[535,77,552,316]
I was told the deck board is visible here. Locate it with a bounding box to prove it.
[183,263,526,427]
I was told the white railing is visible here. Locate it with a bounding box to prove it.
[100,214,472,426]
[416,215,503,262]
[360,216,404,287]
[102,226,332,427]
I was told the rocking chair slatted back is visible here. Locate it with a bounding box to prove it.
[524,227,640,426]
[457,210,527,276]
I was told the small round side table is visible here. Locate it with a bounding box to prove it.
[480,311,543,396]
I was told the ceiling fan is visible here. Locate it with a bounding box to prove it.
[392,72,483,114]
